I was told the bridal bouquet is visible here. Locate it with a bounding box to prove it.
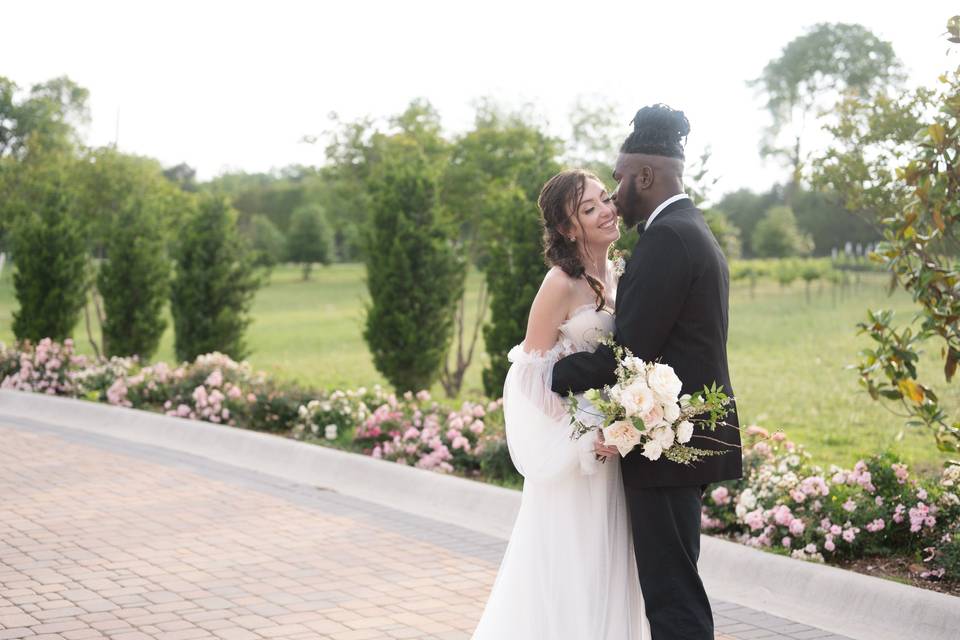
[568,340,733,465]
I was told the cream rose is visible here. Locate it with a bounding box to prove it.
[620,379,655,418]
[651,425,675,449]
[641,439,664,461]
[676,420,694,444]
[641,402,665,429]
[662,399,681,423]
[602,420,643,457]
[647,363,682,403]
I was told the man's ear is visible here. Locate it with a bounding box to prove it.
[638,165,654,190]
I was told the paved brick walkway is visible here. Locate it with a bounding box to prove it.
[0,419,853,640]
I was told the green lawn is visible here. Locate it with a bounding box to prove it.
[0,262,954,473]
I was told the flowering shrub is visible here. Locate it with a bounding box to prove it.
[1,339,308,433]
[0,338,88,396]
[702,426,960,579]
[3,339,957,580]
[292,387,389,442]
[352,389,503,475]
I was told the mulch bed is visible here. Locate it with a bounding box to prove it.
[832,555,959,597]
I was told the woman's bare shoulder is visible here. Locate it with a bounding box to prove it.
[541,266,577,293]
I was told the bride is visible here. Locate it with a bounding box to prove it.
[472,169,650,639]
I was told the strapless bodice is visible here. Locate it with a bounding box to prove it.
[558,303,615,353]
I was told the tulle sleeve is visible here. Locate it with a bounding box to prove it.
[503,342,601,481]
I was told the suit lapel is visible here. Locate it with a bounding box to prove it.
[618,199,698,316]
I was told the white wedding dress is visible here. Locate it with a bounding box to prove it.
[472,304,650,640]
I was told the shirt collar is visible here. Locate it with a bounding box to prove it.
[645,193,690,228]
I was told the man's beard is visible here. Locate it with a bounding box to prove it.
[617,181,643,229]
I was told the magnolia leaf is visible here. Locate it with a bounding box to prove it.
[933,206,946,232]
[929,123,946,147]
[897,378,925,404]
[946,347,960,382]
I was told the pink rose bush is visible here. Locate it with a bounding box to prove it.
[5,339,958,578]
[0,339,509,479]
[0,338,89,396]
[352,390,504,475]
[1,340,307,432]
[702,428,960,580]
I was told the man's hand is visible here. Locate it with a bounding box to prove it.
[594,429,619,461]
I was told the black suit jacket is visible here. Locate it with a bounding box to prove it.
[552,199,743,488]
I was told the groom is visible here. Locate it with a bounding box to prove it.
[552,104,743,640]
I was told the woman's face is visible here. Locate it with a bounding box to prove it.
[569,178,620,246]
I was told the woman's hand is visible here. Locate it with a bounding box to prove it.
[594,429,619,462]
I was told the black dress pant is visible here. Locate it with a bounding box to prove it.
[624,482,713,640]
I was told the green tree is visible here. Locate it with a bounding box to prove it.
[247,214,286,269]
[71,148,188,357]
[205,170,308,235]
[170,195,261,362]
[286,204,332,280]
[0,76,89,247]
[162,162,198,192]
[0,75,89,161]
[813,19,960,456]
[716,187,783,256]
[363,135,464,392]
[751,23,903,200]
[751,205,814,258]
[703,209,742,259]
[565,95,620,179]
[481,186,550,396]
[792,188,879,255]
[442,102,563,396]
[75,147,189,255]
[97,193,170,359]
[10,170,88,342]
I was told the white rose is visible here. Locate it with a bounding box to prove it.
[647,363,683,403]
[663,400,681,423]
[608,384,622,404]
[652,425,675,449]
[641,403,665,429]
[602,420,643,457]
[641,440,663,461]
[621,379,655,418]
[676,420,694,444]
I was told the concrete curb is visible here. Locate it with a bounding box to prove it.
[1,389,957,640]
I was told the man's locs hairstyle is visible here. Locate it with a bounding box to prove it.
[620,104,690,160]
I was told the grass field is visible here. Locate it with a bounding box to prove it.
[0,262,955,473]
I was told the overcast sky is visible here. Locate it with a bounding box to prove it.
[4,1,957,196]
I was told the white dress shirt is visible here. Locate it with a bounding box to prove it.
[645,193,691,228]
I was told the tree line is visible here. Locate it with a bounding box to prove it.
[0,20,924,399]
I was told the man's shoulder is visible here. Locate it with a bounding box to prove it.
[655,204,702,229]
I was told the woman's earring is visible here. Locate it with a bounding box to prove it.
[569,236,576,242]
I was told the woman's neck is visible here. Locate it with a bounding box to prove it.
[582,242,612,282]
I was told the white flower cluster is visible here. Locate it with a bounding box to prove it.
[941,464,960,488]
[294,391,369,440]
[601,359,693,460]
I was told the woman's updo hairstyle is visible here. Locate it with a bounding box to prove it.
[538,169,606,312]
